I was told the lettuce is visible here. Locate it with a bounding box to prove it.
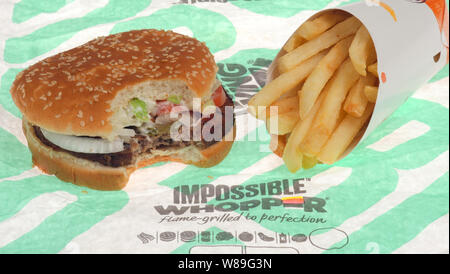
[130,98,149,122]
[167,95,182,104]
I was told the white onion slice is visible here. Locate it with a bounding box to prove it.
[41,128,125,154]
[118,128,136,137]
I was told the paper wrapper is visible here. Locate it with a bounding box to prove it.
[0,0,448,255]
[271,0,449,159]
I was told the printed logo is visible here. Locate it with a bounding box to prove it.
[217,58,272,116]
[153,178,327,226]
[136,230,308,245]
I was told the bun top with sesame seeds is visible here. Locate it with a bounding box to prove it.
[10,29,219,140]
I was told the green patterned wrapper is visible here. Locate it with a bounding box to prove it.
[0,0,448,254]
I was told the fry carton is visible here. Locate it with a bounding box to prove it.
[269,0,449,161]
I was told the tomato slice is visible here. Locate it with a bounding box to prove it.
[212,86,227,107]
[157,86,226,116]
[157,100,176,115]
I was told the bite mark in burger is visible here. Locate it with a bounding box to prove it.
[10,29,236,191]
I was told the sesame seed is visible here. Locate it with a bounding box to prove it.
[17,29,216,119]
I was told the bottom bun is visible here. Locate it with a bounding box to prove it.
[23,119,236,191]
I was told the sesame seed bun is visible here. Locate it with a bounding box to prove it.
[10,29,218,139]
[11,29,236,190]
[23,119,236,191]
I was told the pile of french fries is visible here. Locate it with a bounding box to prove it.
[248,11,380,173]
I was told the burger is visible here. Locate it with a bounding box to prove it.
[10,29,236,191]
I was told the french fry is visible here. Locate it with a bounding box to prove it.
[282,143,303,172]
[277,16,361,73]
[266,111,299,135]
[298,11,350,41]
[270,134,287,158]
[279,85,301,99]
[283,34,306,53]
[299,35,354,120]
[367,44,377,65]
[302,155,318,170]
[337,107,347,123]
[364,85,379,103]
[299,58,360,157]
[368,62,378,77]
[270,96,299,114]
[349,25,375,76]
[343,74,377,117]
[317,104,375,164]
[283,11,349,53]
[248,51,326,118]
[261,96,299,120]
[282,90,327,173]
[260,14,380,170]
